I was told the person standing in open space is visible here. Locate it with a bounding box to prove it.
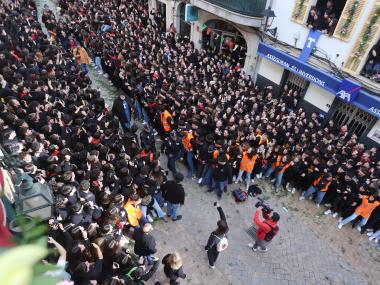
[249,201,280,252]
[205,202,229,269]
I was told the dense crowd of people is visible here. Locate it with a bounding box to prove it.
[1,0,380,284]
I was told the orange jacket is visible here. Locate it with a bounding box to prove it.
[278,162,292,174]
[182,132,194,152]
[213,150,230,161]
[240,152,257,174]
[355,196,380,219]
[312,176,332,192]
[160,110,172,132]
[123,200,142,227]
[271,155,283,169]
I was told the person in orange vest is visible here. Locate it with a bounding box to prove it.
[265,155,292,192]
[235,148,257,190]
[338,194,380,230]
[299,173,333,208]
[123,194,147,228]
[159,106,174,137]
[181,130,195,178]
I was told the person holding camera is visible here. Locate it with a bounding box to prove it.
[249,202,280,252]
[205,202,229,268]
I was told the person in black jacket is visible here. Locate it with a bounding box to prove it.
[205,202,228,268]
[161,131,182,175]
[161,172,185,221]
[132,223,157,265]
[208,154,232,199]
[162,252,186,285]
[140,123,156,152]
[122,259,160,284]
[112,93,134,130]
[72,243,104,285]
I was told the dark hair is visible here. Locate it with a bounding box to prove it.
[272,212,280,222]
[74,262,88,274]
[215,220,229,235]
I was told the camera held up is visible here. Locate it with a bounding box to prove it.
[255,198,273,213]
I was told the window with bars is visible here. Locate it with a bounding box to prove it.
[284,73,309,96]
[331,100,375,137]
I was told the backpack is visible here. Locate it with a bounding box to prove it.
[264,222,279,242]
[122,266,139,284]
[232,188,248,202]
[248,185,262,197]
[214,234,228,252]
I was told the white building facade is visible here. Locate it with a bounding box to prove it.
[149,0,380,147]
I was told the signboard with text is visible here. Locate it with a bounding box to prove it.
[299,30,321,62]
[257,43,380,119]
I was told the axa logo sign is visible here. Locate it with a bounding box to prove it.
[336,90,352,102]
[336,79,361,103]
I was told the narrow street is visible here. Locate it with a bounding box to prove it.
[33,1,380,284]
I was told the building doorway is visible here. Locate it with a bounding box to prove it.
[202,20,247,66]
[157,1,166,32]
[329,99,375,137]
[178,3,191,38]
[282,71,309,96]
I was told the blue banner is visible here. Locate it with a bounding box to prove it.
[299,30,321,62]
[257,43,380,119]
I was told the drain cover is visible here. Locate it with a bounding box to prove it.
[246,225,258,241]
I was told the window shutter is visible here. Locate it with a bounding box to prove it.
[291,0,313,24]
[344,1,380,74]
[333,0,367,41]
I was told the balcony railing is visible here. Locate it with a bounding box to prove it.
[203,0,267,17]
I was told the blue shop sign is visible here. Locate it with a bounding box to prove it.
[257,42,341,93]
[257,43,380,119]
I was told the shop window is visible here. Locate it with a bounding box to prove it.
[360,41,380,83]
[202,20,247,67]
[306,0,347,36]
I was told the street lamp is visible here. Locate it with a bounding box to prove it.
[262,6,276,32]
[16,174,54,221]
[0,144,54,221]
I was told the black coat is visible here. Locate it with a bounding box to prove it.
[161,181,185,205]
[133,228,157,256]
[112,96,133,126]
[212,163,232,183]
[162,254,186,284]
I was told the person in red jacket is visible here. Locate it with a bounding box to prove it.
[248,206,280,252]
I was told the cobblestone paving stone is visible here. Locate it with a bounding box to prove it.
[34,1,380,284]
[148,165,377,285]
